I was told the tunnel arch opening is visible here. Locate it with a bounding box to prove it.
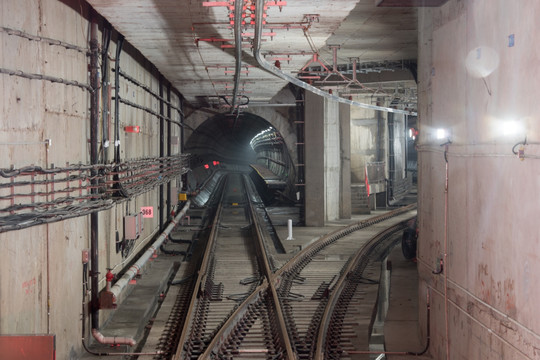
[185,112,297,205]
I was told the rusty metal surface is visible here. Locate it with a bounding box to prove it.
[0,335,55,360]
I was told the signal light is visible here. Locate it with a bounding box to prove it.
[124,126,140,133]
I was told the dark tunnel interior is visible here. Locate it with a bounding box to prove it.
[185,112,297,204]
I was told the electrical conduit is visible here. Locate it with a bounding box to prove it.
[91,200,191,347]
[252,0,416,116]
[230,0,243,114]
[109,200,191,304]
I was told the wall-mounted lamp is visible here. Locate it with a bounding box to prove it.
[496,120,526,138]
[436,128,449,140]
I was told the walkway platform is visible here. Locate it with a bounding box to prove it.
[250,163,287,189]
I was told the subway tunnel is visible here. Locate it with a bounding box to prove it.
[1,1,540,359]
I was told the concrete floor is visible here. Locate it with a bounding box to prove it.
[81,204,429,359]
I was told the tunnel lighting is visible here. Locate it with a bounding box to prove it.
[409,128,418,140]
[436,128,449,140]
[498,120,525,137]
[204,164,210,169]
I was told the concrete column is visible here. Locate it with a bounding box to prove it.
[304,91,325,226]
[324,97,340,222]
[304,92,343,225]
[339,102,351,219]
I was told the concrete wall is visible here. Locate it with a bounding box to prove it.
[417,1,540,358]
[350,96,387,189]
[0,1,183,358]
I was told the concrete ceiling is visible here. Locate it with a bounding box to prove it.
[88,0,419,110]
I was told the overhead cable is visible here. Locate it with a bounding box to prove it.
[252,0,416,116]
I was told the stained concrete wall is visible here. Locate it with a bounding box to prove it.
[0,1,183,358]
[417,1,540,358]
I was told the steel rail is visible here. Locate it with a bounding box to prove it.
[314,222,411,359]
[274,203,416,279]
[198,281,270,358]
[272,205,417,358]
[199,187,416,359]
[195,173,295,359]
[172,189,226,360]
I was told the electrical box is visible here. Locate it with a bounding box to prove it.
[170,186,178,206]
[82,249,89,264]
[124,213,143,240]
[178,193,188,201]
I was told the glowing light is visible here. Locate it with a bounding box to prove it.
[204,164,210,169]
[498,120,525,137]
[409,128,418,140]
[436,128,449,140]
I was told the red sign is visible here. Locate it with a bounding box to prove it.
[141,206,154,218]
[0,334,56,360]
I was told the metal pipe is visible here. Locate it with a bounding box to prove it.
[444,144,450,360]
[252,1,416,116]
[352,58,358,82]
[331,45,339,72]
[167,84,172,217]
[114,35,124,163]
[92,329,136,347]
[89,15,100,331]
[101,26,111,163]
[247,103,297,107]
[230,0,243,114]
[109,200,191,304]
[159,75,165,231]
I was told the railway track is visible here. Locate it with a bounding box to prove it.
[172,172,293,359]
[144,170,416,360]
[275,206,416,359]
